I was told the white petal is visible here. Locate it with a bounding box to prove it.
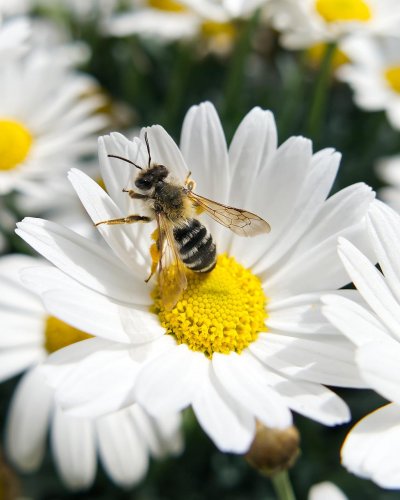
[16,217,150,305]
[0,347,45,382]
[367,201,400,304]
[142,125,189,182]
[342,403,400,489]
[51,407,96,490]
[135,344,207,415]
[96,407,148,488]
[338,237,400,339]
[250,333,366,388]
[212,352,292,429]
[322,294,390,346]
[192,364,255,453]
[5,368,53,472]
[68,168,147,274]
[357,340,400,404]
[309,482,348,500]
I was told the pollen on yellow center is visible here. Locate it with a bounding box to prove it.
[148,0,187,12]
[315,0,372,23]
[385,66,400,94]
[44,316,92,354]
[0,119,33,171]
[152,254,267,358]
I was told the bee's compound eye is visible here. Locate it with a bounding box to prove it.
[135,177,152,190]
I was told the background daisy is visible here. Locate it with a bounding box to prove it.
[0,253,183,490]
[323,200,400,489]
[16,102,374,455]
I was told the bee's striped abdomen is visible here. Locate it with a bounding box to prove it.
[173,219,216,273]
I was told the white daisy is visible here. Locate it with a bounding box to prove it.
[268,0,400,49]
[0,253,183,490]
[177,0,270,22]
[104,0,200,41]
[337,35,400,130]
[375,154,400,214]
[17,102,375,454]
[323,200,400,489]
[0,44,107,197]
[0,0,31,17]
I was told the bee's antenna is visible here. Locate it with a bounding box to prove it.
[144,132,151,169]
[107,154,142,170]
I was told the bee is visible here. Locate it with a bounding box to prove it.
[95,133,271,309]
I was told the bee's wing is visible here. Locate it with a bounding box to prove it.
[156,212,187,310]
[187,191,271,237]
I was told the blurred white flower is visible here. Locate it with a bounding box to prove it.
[375,154,400,213]
[0,0,31,16]
[37,0,120,21]
[178,0,270,22]
[269,0,400,49]
[309,482,348,500]
[16,102,375,453]
[0,44,107,197]
[337,35,400,130]
[0,253,183,490]
[0,17,30,61]
[323,200,400,489]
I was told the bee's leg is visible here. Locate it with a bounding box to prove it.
[94,215,151,227]
[122,189,149,200]
[184,171,196,191]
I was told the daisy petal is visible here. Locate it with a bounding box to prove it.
[322,294,389,346]
[51,407,96,490]
[6,368,53,472]
[342,403,400,489]
[212,352,292,429]
[192,365,255,453]
[135,344,207,415]
[367,201,400,304]
[357,340,400,404]
[338,237,400,339]
[0,347,44,382]
[250,333,365,388]
[16,217,150,305]
[96,408,148,488]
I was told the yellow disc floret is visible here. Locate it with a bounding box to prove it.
[152,254,267,358]
[0,119,33,171]
[315,0,372,23]
[148,0,187,12]
[385,66,400,94]
[44,316,92,354]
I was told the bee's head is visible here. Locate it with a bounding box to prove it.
[135,164,168,191]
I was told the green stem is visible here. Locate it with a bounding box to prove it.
[306,42,337,143]
[271,471,296,500]
[222,10,260,127]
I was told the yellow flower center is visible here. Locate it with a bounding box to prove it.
[148,0,187,12]
[315,0,372,23]
[44,316,92,354]
[152,254,267,358]
[385,66,400,94]
[201,20,237,40]
[0,119,33,171]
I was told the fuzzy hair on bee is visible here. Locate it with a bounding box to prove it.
[95,132,270,309]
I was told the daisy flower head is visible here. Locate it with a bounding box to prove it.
[337,35,400,130]
[0,254,183,490]
[323,200,400,488]
[17,101,375,454]
[268,0,400,49]
[309,482,348,500]
[0,42,107,197]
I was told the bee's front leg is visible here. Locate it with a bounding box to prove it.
[94,215,151,227]
[122,189,149,200]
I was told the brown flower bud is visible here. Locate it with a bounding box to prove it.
[245,422,300,477]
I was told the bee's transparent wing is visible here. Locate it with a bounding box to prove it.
[187,191,271,237]
[156,213,187,310]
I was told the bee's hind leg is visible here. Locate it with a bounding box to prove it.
[94,215,151,227]
[122,189,149,200]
